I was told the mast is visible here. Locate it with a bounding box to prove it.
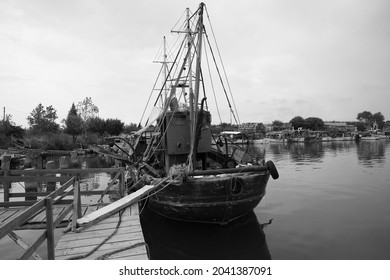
[163,36,168,101]
[188,2,205,170]
[187,7,194,140]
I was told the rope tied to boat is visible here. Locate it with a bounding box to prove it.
[65,209,126,260]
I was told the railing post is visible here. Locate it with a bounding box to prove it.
[2,155,11,205]
[45,197,55,260]
[24,167,38,201]
[45,160,56,192]
[72,179,82,231]
[120,167,125,196]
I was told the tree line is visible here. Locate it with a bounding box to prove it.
[0,97,138,149]
[1,99,388,150]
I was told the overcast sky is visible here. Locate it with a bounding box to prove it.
[1,0,389,128]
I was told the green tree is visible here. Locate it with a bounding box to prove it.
[272,120,284,131]
[77,97,99,122]
[105,118,124,135]
[356,111,373,123]
[123,123,139,134]
[86,117,106,136]
[0,115,24,148]
[289,116,306,130]
[255,123,266,133]
[64,103,84,143]
[372,112,385,129]
[27,103,59,134]
[305,117,324,131]
[356,111,385,130]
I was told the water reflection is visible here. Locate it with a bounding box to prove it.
[252,140,389,169]
[356,141,386,167]
[140,207,271,260]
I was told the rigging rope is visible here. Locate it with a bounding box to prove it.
[204,27,239,125]
[203,37,222,124]
[204,6,241,125]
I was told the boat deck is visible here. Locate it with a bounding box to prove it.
[54,203,148,260]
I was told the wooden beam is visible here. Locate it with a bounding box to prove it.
[2,155,11,204]
[7,231,42,260]
[45,197,55,260]
[19,231,47,260]
[71,181,81,231]
[77,185,158,228]
[9,168,121,176]
[0,176,72,183]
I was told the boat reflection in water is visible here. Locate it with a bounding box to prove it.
[140,207,271,260]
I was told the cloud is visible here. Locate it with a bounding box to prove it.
[1,0,390,128]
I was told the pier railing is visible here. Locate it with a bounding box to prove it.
[0,177,78,259]
[0,156,126,207]
[0,155,126,259]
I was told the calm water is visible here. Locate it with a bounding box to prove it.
[141,140,390,260]
[254,140,390,260]
[2,140,389,260]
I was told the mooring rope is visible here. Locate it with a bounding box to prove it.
[95,242,147,260]
[65,209,125,260]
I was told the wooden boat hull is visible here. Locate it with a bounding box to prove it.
[147,171,270,224]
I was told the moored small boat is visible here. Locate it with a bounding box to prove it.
[122,3,279,225]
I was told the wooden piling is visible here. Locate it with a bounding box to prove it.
[2,155,11,204]
[59,156,69,169]
[45,160,56,192]
[70,151,78,167]
[24,167,38,201]
[45,197,55,260]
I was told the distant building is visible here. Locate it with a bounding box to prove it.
[324,122,356,132]
[238,123,258,133]
[264,123,293,132]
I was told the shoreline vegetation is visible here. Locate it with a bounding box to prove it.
[1,99,389,152]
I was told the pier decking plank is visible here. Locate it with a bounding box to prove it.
[55,203,148,260]
[0,208,22,224]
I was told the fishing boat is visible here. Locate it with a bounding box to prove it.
[117,3,279,224]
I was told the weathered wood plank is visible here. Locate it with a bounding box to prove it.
[75,219,141,233]
[7,231,43,260]
[9,168,121,176]
[19,231,47,260]
[55,231,144,250]
[130,203,140,215]
[55,244,147,260]
[55,238,146,259]
[45,197,55,260]
[57,226,142,243]
[108,253,149,260]
[0,209,20,223]
[0,176,72,183]
[97,245,147,260]
[77,185,157,227]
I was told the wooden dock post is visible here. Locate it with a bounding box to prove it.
[70,151,78,168]
[24,167,38,201]
[45,160,56,192]
[2,155,11,204]
[71,180,82,231]
[45,197,55,260]
[59,156,69,169]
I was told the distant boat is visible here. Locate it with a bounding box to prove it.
[121,3,278,224]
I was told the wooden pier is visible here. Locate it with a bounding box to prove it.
[0,155,154,260]
[55,204,148,260]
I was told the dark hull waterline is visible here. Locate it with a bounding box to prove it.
[147,171,270,224]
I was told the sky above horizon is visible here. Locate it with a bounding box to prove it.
[1,0,389,128]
